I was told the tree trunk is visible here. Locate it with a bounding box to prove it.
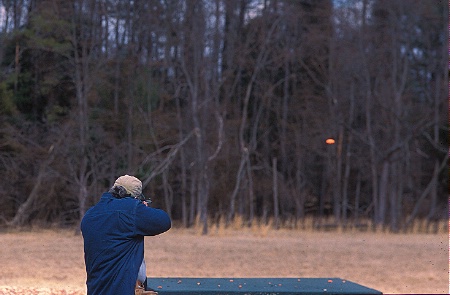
[333,126,343,224]
[272,157,280,229]
[189,173,196,227]
[366,93,379,228]
[377,161,389,225]
[227,152,247,225]
[176,96,188,227]
[246,152,255,226]
[341,132,352,226]
[162,170,173,220]
[354,172,361,225]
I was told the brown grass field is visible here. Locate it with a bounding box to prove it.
[0,223,448,294]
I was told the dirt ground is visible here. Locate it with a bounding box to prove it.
[0,227,447,294]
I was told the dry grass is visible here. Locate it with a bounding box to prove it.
[0,222,447,294]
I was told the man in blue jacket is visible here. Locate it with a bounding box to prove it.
[81,175,171,295]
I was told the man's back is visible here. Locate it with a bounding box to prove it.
[81,192,171,295]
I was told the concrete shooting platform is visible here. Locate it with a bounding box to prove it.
[146,277,382,294]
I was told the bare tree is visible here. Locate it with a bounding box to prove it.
[69,0,105,221]
[0,0,447,231]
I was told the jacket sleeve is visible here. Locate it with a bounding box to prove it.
[135,201,171,236]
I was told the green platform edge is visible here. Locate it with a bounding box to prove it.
[146,277,382,294]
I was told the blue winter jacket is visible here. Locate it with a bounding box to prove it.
[81,192,171,295]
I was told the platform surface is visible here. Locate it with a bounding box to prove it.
[146,277,382,294]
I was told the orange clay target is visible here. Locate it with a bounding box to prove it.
[326,138,335,144]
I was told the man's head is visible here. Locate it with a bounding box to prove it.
[111,175,143,199]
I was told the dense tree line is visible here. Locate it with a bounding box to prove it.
[0,0,447,234]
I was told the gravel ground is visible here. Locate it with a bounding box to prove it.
[0,227,447,294]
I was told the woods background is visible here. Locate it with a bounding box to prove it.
[0,0,447,234]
